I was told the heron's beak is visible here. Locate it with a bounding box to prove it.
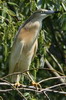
[44,10,60,14]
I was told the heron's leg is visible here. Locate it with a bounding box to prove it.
[16,74,20,83]
[27,72,34,82]
[26,72,41,89]
[14,74,21,87]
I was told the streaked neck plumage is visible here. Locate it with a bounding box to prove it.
[23,18,42,49]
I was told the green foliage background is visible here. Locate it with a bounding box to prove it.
[0,0,66,100]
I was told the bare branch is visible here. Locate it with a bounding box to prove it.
[38,76,66,84]
[1,68,64,80]
[47,50,64,74]
[0,78,27,100]
[45,59,65,83]
[0,82,66,95]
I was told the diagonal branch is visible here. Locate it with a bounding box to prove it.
[45,59,65,83]
[0,78,27,100]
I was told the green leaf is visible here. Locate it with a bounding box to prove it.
[7,9,16,16]
[8,2,18,7]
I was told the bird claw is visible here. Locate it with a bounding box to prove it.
[32,81,41,90]
[14,82,22,88]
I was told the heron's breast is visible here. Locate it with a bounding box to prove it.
[17,49,33,71]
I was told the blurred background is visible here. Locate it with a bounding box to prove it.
[0,0,66,100]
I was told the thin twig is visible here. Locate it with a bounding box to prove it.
[1,68,64,80]
[0,83,66,95]
[1,76,66,86]
[45,59,65,83]
[43,91,51,100]
[45,83,66,90]
[41,89,66,95]
[0,78,27,100]
[38,76,66,84]
[47,50,64,74]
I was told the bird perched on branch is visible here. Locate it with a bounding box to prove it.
[9,9,59,87]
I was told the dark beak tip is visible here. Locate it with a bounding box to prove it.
[54,11,60,13]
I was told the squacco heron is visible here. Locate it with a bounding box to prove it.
[9,9,59,86]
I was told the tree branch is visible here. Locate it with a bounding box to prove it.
[45,59,65,83]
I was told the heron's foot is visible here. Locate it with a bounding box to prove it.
[14,82,22,88]
[32,81,41,90]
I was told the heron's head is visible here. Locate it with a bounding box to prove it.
[22,9,59,29]
[31,9,59,21]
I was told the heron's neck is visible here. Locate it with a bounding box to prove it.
[25,20,42,33]
[24,20,42,49]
